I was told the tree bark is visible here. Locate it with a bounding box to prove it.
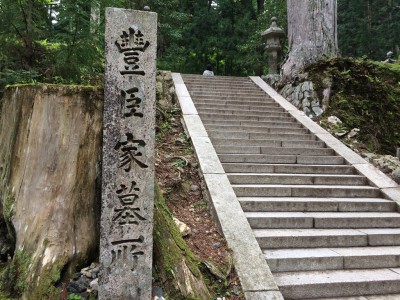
[281,0,339,81]
[0,85,103,298]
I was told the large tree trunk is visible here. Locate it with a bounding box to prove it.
[282,0,339,81]
[0,85,103,299]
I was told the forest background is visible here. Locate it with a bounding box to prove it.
[0,0,399,91]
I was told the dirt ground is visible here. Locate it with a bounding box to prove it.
[155,106,244,299]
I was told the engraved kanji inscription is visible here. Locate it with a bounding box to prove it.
[121,87,143,118]
[115,133,149,171]
[113,206,146,225]
[111,236,145,271]
[115,26,150,76]
[116,181,140,205]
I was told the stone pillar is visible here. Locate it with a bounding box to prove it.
[99,8,157,299]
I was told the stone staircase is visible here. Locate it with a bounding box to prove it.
[181,74,400,299]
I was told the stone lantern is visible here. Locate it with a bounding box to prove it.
[262,17,285,75]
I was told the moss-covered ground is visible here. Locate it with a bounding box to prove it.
[307,58,400,154]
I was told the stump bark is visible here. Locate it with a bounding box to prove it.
[0,85,103,298]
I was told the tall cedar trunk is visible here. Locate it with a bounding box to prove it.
[281,0,338,81]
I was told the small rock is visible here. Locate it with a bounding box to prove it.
[347,128,360,138]
[90,262,99,269]
[213,242,221,249]
[176,137,185,144]
[327,116,342,125]
[153,286,164,298]
[82,270,92,278]
[335,131,348,137]
[67,280,87,294]
[303,106,311,116]
[173,217,191,237]
[232,285,240,296]
[89,278,99,291]
[192,229,198,234]
[190,184,199,191]
[91,267,99,278]
[392,168,400,184]
[72,272,81,280]
[312,106,324,117]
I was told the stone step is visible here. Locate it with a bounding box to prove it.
[198,108,289,117]
[209,131,316,141]
[193,99,276,106]
[184,78,252,83]
[215,146,333,156]
[202,119,303,128]
[191,94,269,101]
[200,113,295,122]
[188,85,257,90]
[239,197,397,212]
[190,88,267,94]
[219,154,345,165]
[254,228,400,248]
[182,75,251,82]
[212,139,326,148]
[274,268,400,299]
[245,212,400,229]
[264,246,400,272]
[233,184,381,198]
[228,173,366,185]
[302,294,400,300]
[185,80,258,86]
[205,125,309,134]
[222,163,355,174]
[190,90,268,97]
[195,103,281,111]
[197,108,290,117]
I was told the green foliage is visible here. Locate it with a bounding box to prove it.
[68,293,83,300]
[149,0,287,76]
[0,251,32,298]
[307,58,400,154]
[0,70,40,87]
[338,0,400,60]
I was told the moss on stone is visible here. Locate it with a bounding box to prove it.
[154,182,208,299]
[0,251,32,298]
[30,256,68,300]
[307,57,400,154]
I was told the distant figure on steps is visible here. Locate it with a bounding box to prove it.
[203,64,214,76]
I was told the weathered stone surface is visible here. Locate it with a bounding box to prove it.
[99,8,157,299]
[0,85,103,297]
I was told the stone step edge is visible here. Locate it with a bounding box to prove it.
[172,72,285,300]
[250,77,400,207]
[264,246,400,273]
[273,267,400,298]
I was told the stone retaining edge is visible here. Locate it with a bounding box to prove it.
[172,73,284,300]
[250,76,400,208]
